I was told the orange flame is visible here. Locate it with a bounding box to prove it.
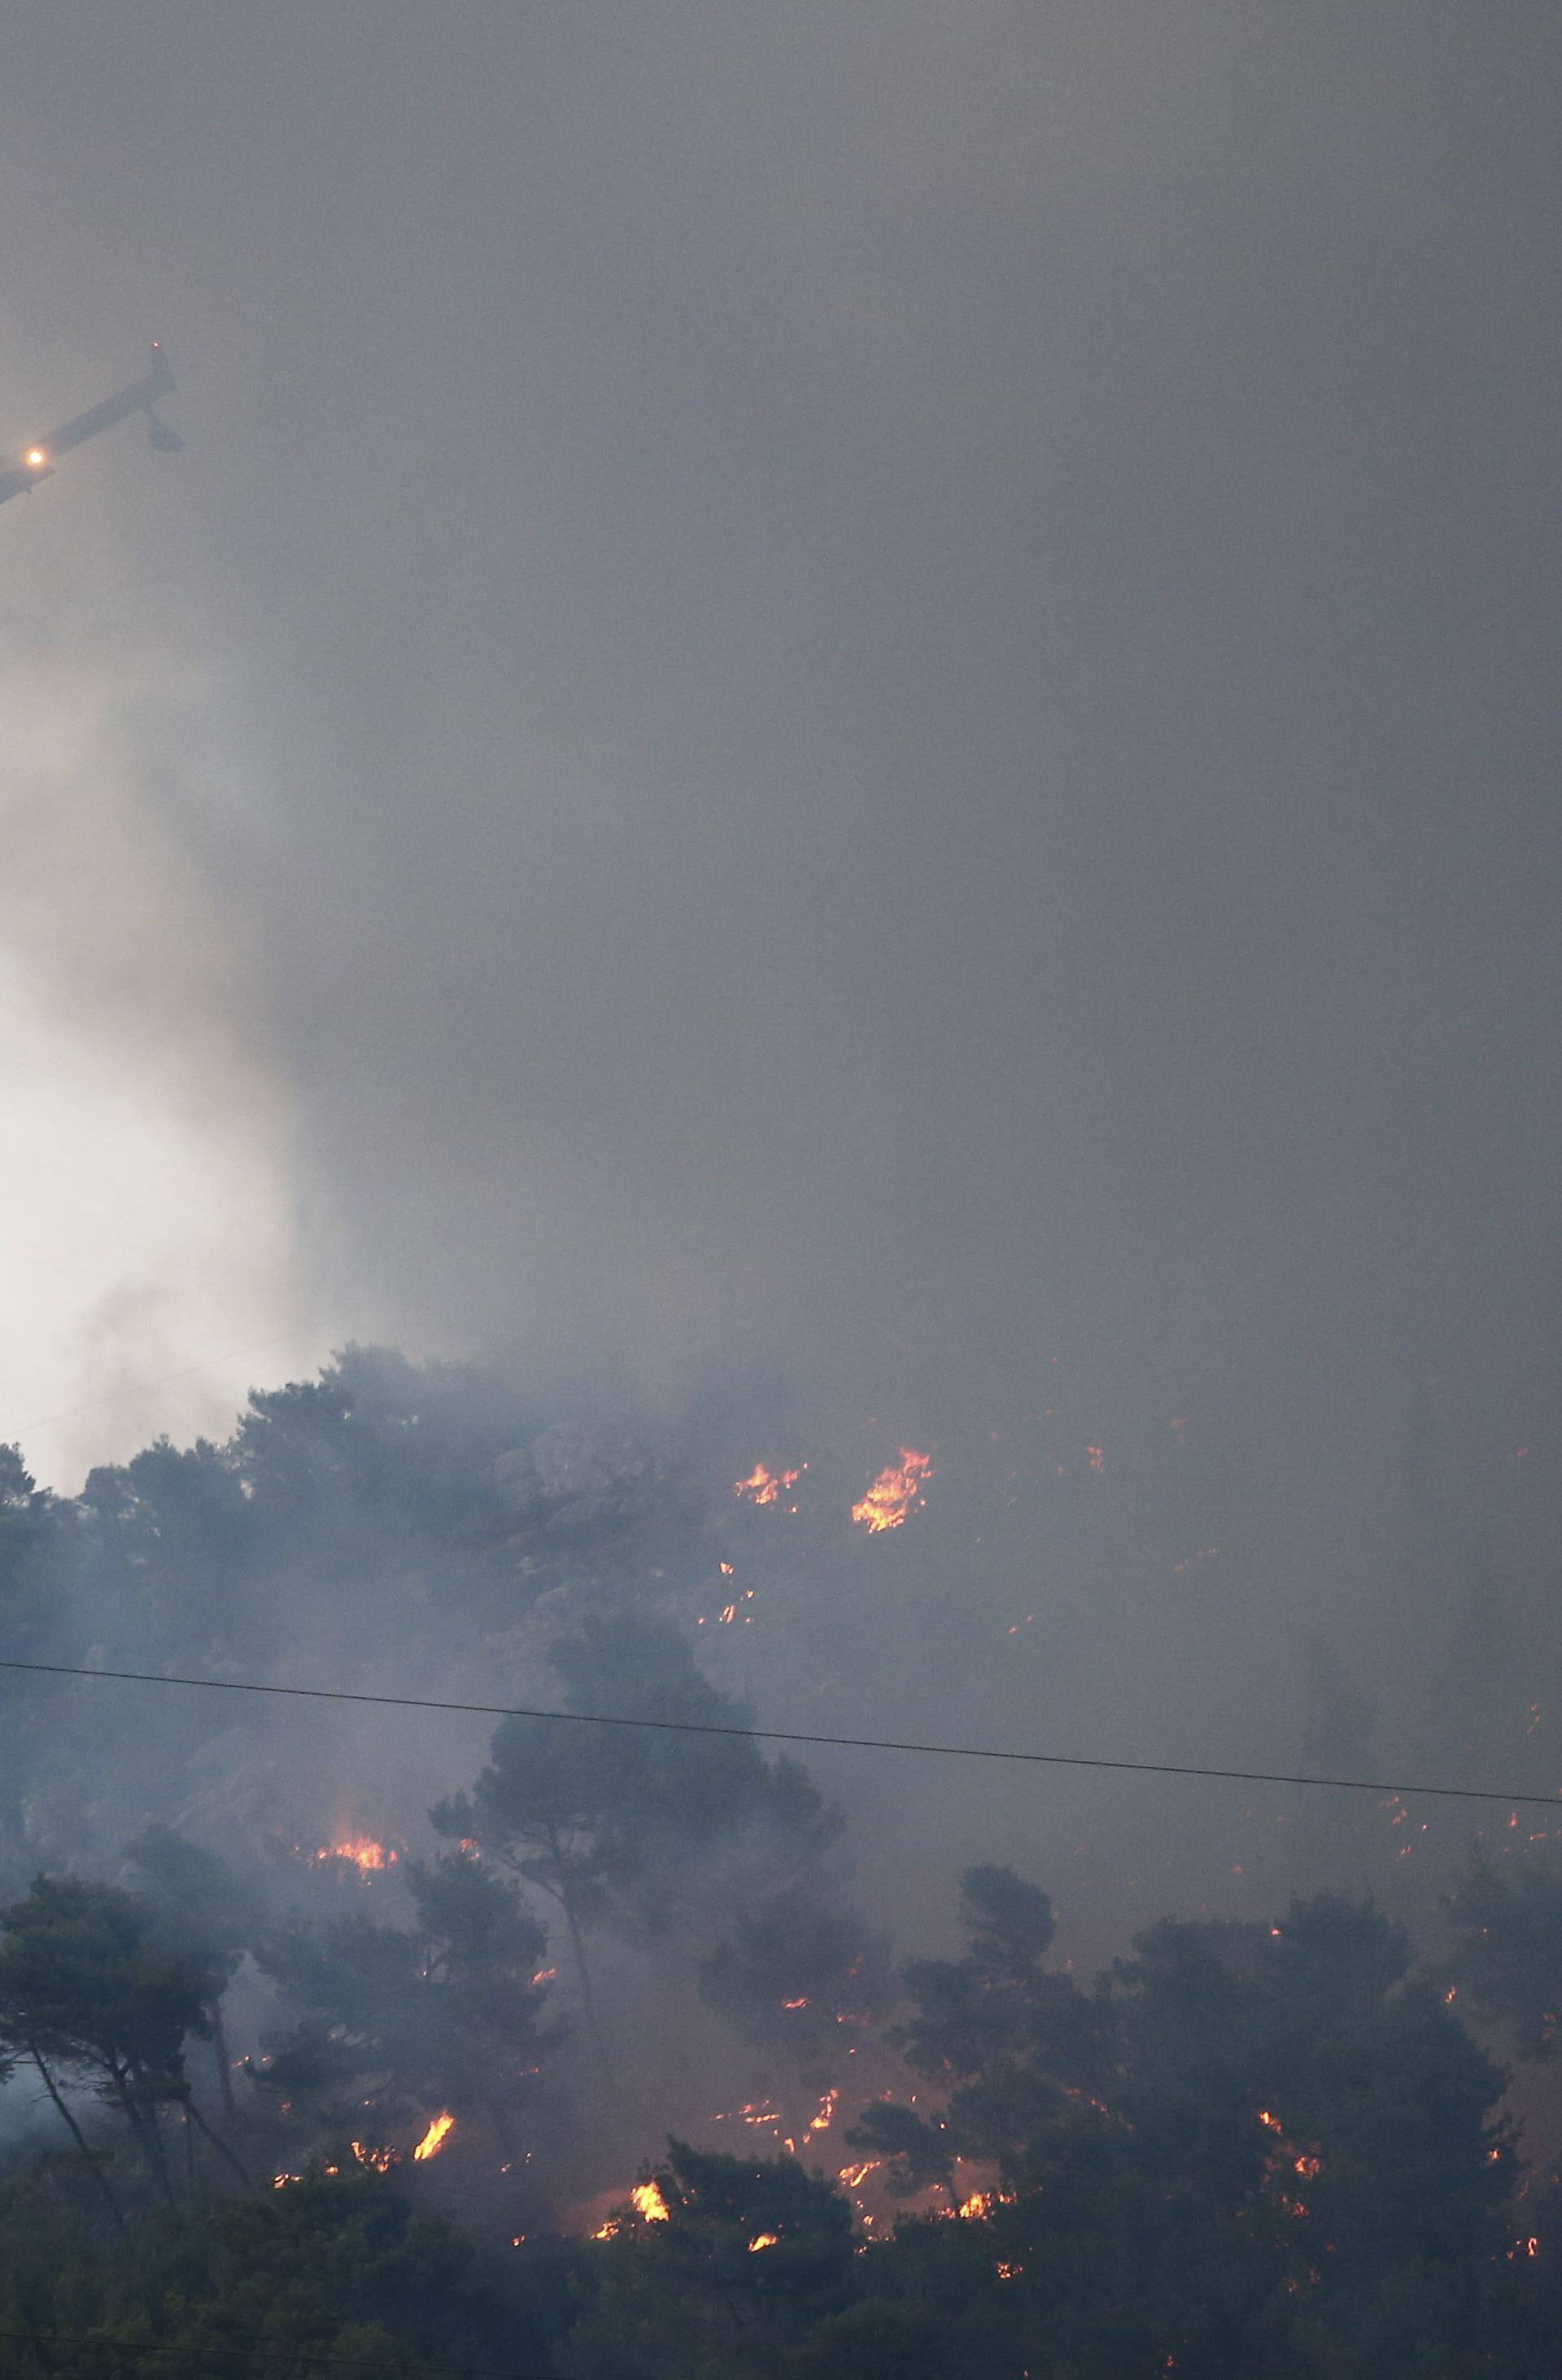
[632,2180,670,2223]
[748,2232,779,2252]
[412,2112,456,2161]
[733,1463,805,1507]
[349,2141,396,2173]
[808,2089,840,2133]
[852,1449,933,1532]
[312,1837,396,1874]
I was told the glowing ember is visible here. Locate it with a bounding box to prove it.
[958,2191,993,2221]
[1059,2085,1122,2126]
[733,1463,805,1507]
[412,2112,456,2161]
[532,1967,558,1985]
[1257,2109,1283,2133]
[851,1448,933,1532]
[995,2260,1023,2280]
[748,2232,779,2252]
[780,1995,809,2011]
[632,2180,670,2223]
[312,1837,397,1874]
[350,2141,396,2173]
[838,2160,879,2189]
[808,2089,840,2133]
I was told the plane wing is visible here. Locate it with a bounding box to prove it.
[1,347,179,508]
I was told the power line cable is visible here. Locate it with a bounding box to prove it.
[0,1656,1555,1810]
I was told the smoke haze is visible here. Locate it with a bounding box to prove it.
[2,2,1560,1944]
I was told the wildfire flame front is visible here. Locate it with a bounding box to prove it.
[733,1462,805,1507]
[851,1449,933,1532]
[412,2112,456,2161]
[312,1837,397,1875]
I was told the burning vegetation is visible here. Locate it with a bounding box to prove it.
[308,1836,399,1875]
[732,1461,805,1509]
[851,1447,933,1531]
[0,1349,1557,2374]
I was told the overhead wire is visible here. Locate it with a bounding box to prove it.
[0,1640,1547,2372]
[0,1655,1555,1810]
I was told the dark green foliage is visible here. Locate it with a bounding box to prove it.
[959,1862,1057,1978]
[233,1346,521,1557]
[67,1347,626,1686]
[0,1875,221,2103]
[840,2098,958,2205]
[0,2169,507,2375]
[2,1356,1559,2374]
[0,1443,63,1662]
[0,1447,73,1848]
[860,1871,1512,2373]
[433,1614,865,2080]
[0,1348,731,1963]
[0,1859,1555,2378]
[557,2141,857,2379]
[436,1615,842,1938]
[0,1873,236,2212]
[1446,1857,1562,2058]
[786,2296,945,2380]
[255,1849,554,2155]
[80,1437,258,1662]
[700,1883,892,2060]
[121,1826,262,1980]
[121,1828,264,2113]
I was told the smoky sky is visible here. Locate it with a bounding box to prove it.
[4,2,1560,1525]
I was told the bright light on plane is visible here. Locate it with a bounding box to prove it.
[25,449,47,469]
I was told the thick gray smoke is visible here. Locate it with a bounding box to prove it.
[3,4,1560,1955]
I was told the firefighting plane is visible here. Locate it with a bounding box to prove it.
[0,345,181,509]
